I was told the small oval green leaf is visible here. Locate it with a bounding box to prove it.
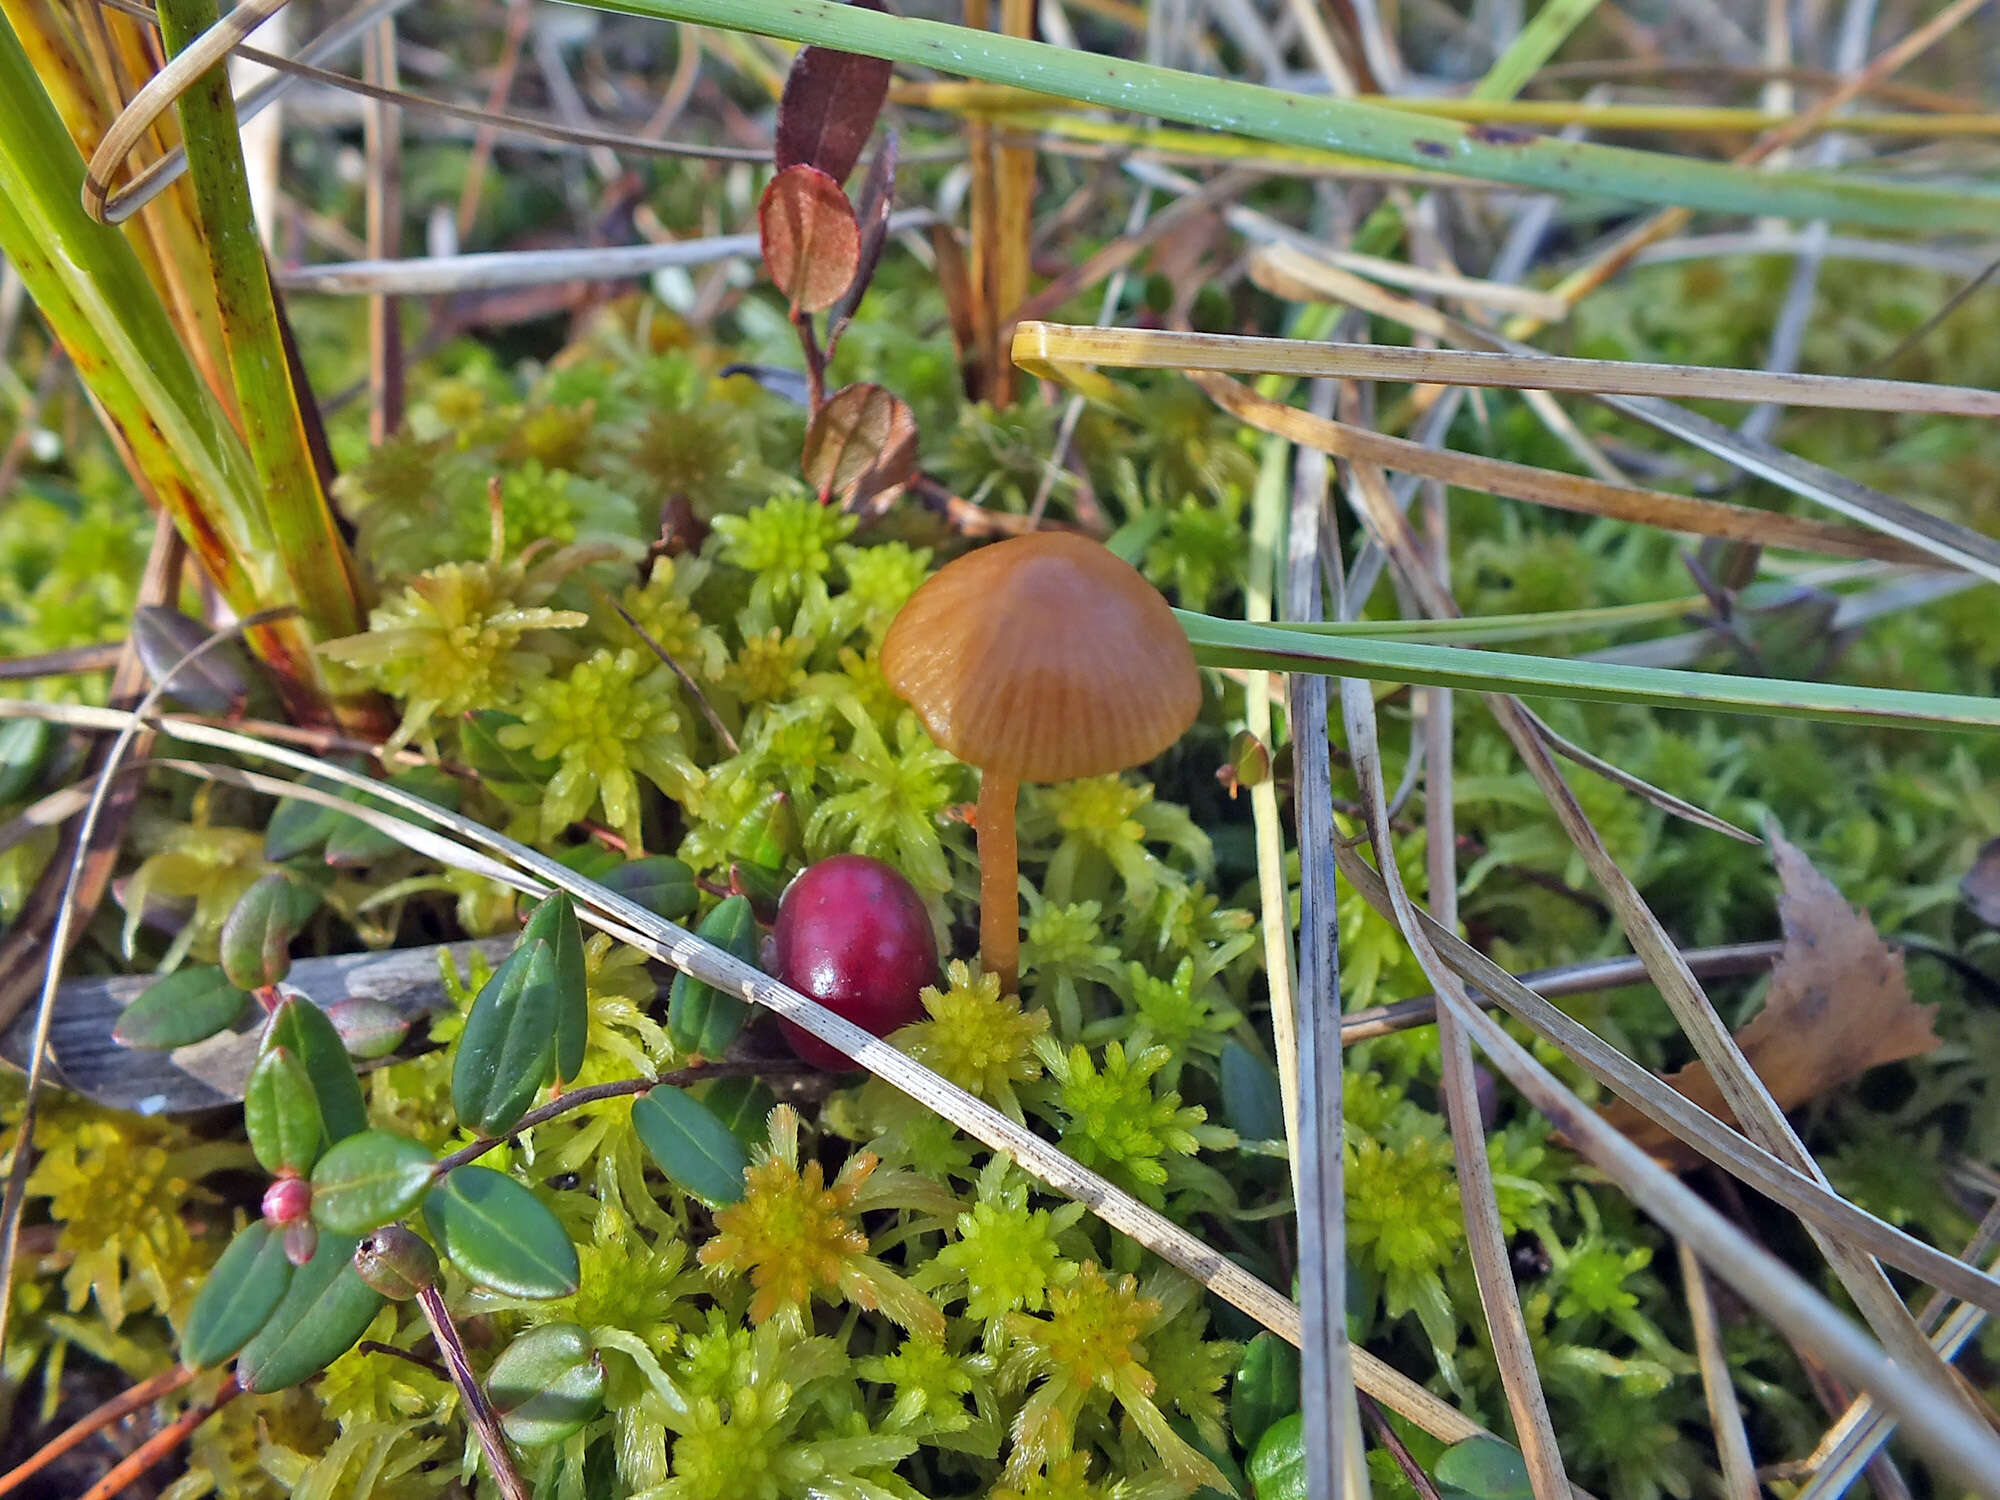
[520,892,588,1083]
[235,1230,382,1393]
[487,1322,606,1446]
[632,1087,751,1205]
[450,940,559,1137]
[1436,1437,1533,1500]
[323,996,411,1059]
[112,966,250,1051]
[1231,1332,1301,1452]
[245,1046,326,1176]
[181,1222,293,1368]
[0,717,54,803]
[1246,1411,1306,1500]
[667,897,758,1060]
[603,855,699,920]
[220,873,320,990]
[423,1165,580,1298]
[309,1129,436,1235]
[263,997,369,1143]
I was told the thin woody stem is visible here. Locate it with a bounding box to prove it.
[417,1285,531,1500]
[431,1059,812,1176]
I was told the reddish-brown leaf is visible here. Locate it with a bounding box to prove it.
[758,165,861,315]
[774,8,892,186]
[803,382,918,506]
[830,130,899,333]
[1600,830,1940,1169]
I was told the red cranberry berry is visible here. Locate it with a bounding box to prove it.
[261,1173,312,1226]
[771,854,938,1069]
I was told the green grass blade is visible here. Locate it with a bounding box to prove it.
[1178,612,2000,734]
[155,0,369,650]
[0,20,331,710]
[1470,0,1605,100]
[1279,597,1707,644]
[573,0,2000,231]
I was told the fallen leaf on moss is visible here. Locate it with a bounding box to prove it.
[1601,830,1939,1169]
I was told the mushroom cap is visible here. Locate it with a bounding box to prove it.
[881,532,1202,784]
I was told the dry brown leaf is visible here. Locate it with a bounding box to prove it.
[1600,831,1939,1168]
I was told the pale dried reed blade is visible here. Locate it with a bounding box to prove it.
[1337,598,1571,1497]
[82,0,292,222]
[1340,942,1785,1043]
[277,214,935,295]
[1241,240,2000,586]
[1283,419,1368,1500]
[1320,406,1994,1422]
[1015,319,2000,417]
[1677,1240,1761,1500]
[1331,848,2000,1315]
[1792,1206,2000,1500]
[1193,368,1938,565]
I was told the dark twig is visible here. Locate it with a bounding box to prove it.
[605,595,739,754]
[360,1339,452,1381]
[0,642,127,680]
[417,1285,531,1500]
[1359,1392,1447,1500]
[432,1060,809,1175]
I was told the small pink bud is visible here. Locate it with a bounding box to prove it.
[262,1174,312,1226]
[283,1219,319,1267]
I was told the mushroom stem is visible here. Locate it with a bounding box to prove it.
[977,769,1021,992]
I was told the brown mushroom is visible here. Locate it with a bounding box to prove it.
[881,532,1202,991]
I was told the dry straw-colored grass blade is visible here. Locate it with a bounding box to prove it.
[1189,366,1934,565]
[1014,319,2000,417]
[1238,241,2000,585]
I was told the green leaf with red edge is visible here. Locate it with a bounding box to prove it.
[112,965,250,1051]
[774,4,891,185]
[181,1222,293,1368]
[802,381,917,505]
[519,891,589,1082]
[220,872,320,990]
[758,164,860,314]
[234,1230,382,1393]
[451,939,559,1137]
[263,996,370,1143]
[245,1045,325,1176]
